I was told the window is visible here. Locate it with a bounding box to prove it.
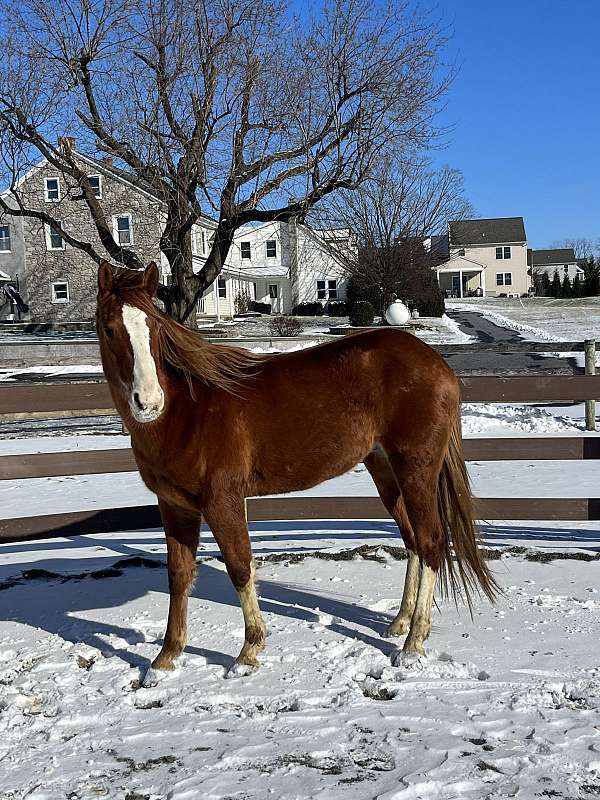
[192,229,207,256]
[458,248,465,256]
[495,247,503,260]
[496,273,504,286]
[87,175,102,198]
[564,264,569,274]
[115,215,133,245]
[266,240,277,258]
[504,246,511,259]
[218,277,227,298]
[45,177,60,201]
[504,272,512,286]
[51,281,69,303]
[317,279,337,299]
[496,246,511,259]
[240,241,251,259]
[0,225,10,252]
[46,221,65,250]
[269,284,278,299]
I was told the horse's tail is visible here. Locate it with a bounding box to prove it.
[437,414,499,611]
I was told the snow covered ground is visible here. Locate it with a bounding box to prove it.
[448,297,600,343]
[3,530,600,799]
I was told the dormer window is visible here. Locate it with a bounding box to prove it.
[240,241,251,259]
[45,177,60,202]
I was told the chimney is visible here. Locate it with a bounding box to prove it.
[59,136,76,154]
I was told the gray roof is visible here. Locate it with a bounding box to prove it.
[528,248,577,267]
[449,217,526,246]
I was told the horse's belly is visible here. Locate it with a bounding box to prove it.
[253,440,368,497]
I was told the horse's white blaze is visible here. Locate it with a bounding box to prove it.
[122,304,164,423]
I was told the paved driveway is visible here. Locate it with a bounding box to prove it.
[445,310,577,374]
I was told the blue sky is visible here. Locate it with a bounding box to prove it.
[433,0,599,247]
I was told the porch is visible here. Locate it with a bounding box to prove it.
[436,257,486,298]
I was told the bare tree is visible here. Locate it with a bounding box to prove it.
[0,0,451,325]
[550,238,599,260]
[311,157,473,314]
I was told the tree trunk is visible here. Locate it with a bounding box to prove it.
[161,216,236,329]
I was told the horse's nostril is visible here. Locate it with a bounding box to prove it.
[133,392,143,410]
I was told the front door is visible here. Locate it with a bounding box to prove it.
[268,283,281,313]
[451,275,461,297]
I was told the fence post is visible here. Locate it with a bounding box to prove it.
[585,339,596,432]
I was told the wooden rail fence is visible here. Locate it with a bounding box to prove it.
[1,371,600,541]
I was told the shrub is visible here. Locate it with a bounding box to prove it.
[234,288,252,315]
[269,315,304,336]
[292,302,324,316]
[349,300,375,327]
[417,298,445,317]
[326,301,348,316]
[249,301,271,314]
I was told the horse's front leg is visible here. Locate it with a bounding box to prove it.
[202,495,266,671]
[152,498,200,671]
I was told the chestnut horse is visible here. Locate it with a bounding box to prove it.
[96,261,496,674]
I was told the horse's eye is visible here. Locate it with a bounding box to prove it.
[104,326,114,339]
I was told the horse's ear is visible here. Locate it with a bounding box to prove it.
[98,261,113,294]
[143,262,160,296]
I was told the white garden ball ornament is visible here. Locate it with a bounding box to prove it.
[385,300,411,326]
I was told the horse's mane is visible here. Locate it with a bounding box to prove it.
[111,269,267,396]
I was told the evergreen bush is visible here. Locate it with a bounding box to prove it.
[348,300,375,326]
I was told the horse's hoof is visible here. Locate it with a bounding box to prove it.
[391,647,425,668]
[151,656,176,672]
[381,622,409,638]
[226,660,259,679]
[142,667,170,687]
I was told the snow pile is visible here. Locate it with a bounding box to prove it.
[413,313,475,345]
[462,402,584,434]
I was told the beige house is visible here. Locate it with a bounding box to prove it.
[435,217,531,298]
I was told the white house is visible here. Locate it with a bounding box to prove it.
[196,220,353,318]
[527,248,583,283]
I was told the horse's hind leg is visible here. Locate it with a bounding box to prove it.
[387,453,443,656]
[364,447,420,637]
[202,495,266,672]
[152,498,201,671]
